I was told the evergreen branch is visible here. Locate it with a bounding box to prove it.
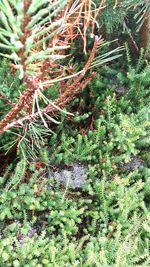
[0,1,122,134]
[2,60,95,132]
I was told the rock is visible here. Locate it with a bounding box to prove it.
[118,156,143,172]
[49,162,87,189]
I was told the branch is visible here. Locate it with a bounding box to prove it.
[1,72,96,133]
[0,76,39,132]
[0,36,101,134]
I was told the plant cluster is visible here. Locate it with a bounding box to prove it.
[95,0,150,54]
[0,1,150,266]
[0,0,122,134]
[0,50,150,266]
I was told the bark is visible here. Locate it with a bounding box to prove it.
[139,9,150,51]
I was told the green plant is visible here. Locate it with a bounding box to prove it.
[0,0,124,135]
[95,0,150,53]
[0,154,150,266]
[0,4,149,266]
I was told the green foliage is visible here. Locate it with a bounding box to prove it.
[0,59,25,153]
[0,163,149,266]
[0,156,150,266]
[96,0,127,34]
[0,3,150,264]
[0,60,55,157]
[0,49,150,266]
[0,59,24,118]
[0,0,68,66]
[95,0,150,37]
[49,95,149,166]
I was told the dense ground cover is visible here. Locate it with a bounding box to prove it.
[0,1,150,266]
[0,50,150,266]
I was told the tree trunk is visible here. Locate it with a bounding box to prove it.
[139,9,150,55]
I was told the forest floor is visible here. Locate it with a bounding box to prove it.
[0,57,150,266]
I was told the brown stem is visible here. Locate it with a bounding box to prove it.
[0,37,101,134]
[139,9,150,51]
[0,0,34,132]
[0,76,39,131]
[1,72,96,133]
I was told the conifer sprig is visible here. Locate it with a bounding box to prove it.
[0,1,122,134]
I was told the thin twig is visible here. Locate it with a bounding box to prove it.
[2,72,96,132]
